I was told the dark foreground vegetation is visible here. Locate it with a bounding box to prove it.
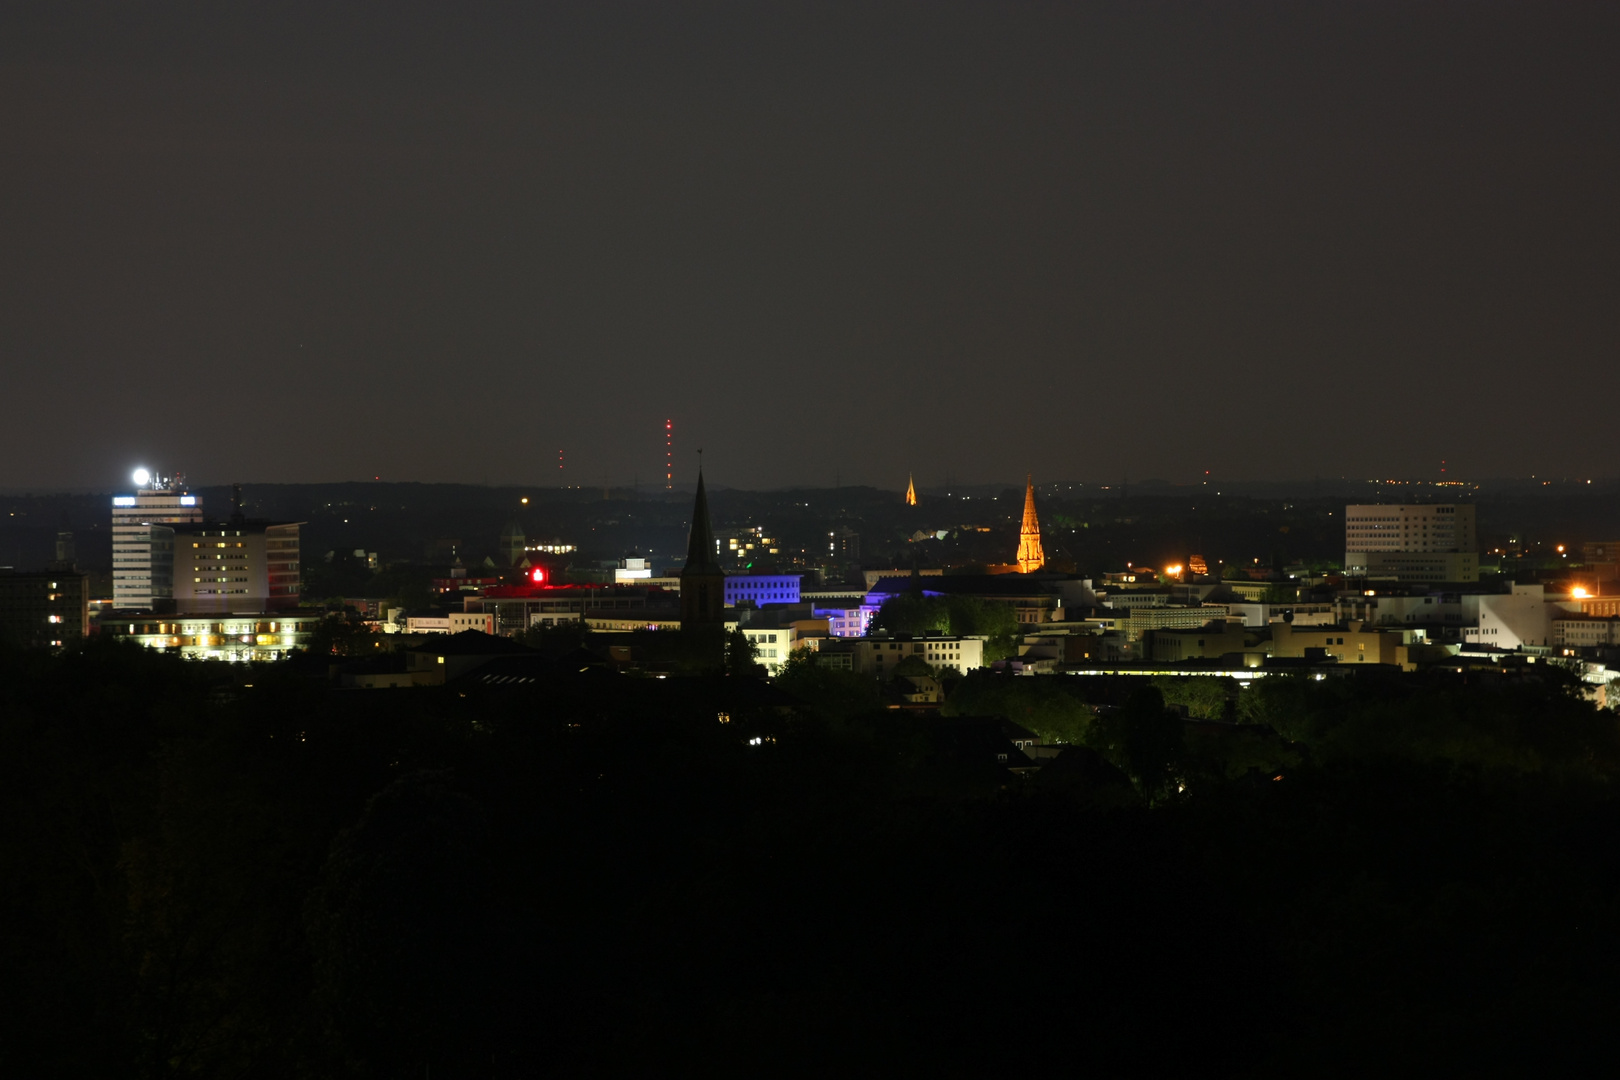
[4,640,1620,1077]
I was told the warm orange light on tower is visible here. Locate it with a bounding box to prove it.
[1016,475,1045,573]
[1572,586,1590,599]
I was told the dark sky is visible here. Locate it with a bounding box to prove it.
[3,2,1616,492]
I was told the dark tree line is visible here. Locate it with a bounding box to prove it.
[3,638,1620,1076]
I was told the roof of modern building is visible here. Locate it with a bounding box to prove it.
[866,573,1063,599]
[406,629,538,656]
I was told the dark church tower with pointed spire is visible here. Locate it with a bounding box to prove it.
[680,467,727,626]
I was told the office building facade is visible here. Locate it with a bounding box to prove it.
[113,482,204,610]
[172,520,302,613]
[1345,504,1479,583]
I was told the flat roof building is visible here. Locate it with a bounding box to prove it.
[1345,504,1479,583]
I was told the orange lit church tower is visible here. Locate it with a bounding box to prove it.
[1016,474,1045,573]
[905,473,917,506]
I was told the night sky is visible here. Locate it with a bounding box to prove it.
[3,2,1616,492]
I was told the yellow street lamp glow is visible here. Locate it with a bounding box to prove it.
[1572,587,1590,599]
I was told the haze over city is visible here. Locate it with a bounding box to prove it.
[4,1,1617,490]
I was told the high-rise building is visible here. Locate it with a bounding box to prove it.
[1344,504,1478,583]
[113,472,204,611]
[1344,504,1477,553]
[679,468,726,626]
[1017,475,1045,574]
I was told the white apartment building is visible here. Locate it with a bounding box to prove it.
[113,481,204,610]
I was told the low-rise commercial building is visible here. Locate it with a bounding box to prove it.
[1270,621,1415,669]
[1554,615,1620,650]
[112,612,321,661]
[1146,621,1250,663]
[840,633,985,678]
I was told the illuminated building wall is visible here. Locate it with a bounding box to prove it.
[848,634,985,678]
[815,602,873,638]
[170,521,302,614]
[1461,585,1549,649]
[110,613,319,662]
[1270,621,1416,669]
[725,574,801,608]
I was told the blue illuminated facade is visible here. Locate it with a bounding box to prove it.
[725,574,801,607]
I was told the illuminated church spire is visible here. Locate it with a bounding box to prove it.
[905,473,917,506]
[1016,474,1045,573]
